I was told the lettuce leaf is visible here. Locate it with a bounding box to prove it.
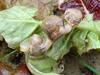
[0,6,42,48]
[71,29,88,54]
[26,53,59,75]
[47,32,72,60]
[74,13,100,54]
[77,14,100,35]
[71,29,100,55]
[87,32,100,50]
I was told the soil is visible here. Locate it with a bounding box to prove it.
[63,49,100,75]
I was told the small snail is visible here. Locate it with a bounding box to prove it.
[29,34,43,55]
[64,8,83,26]
[42,15,72,40]
[20,34,52,56]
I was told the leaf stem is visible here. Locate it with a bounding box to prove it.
[1,50,17,61]
[0,19,42,23]
[80,0,89,15]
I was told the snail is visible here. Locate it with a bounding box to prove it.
[20,34,52,56]
[58,0,83,26]
[42,15,72,40]
[64,8,83,26]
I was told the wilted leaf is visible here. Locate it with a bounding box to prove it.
[5,0,58,20]
[34,0,57,20]
[5,0,38,8]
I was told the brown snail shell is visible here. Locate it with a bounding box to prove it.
[29,34,52,56]
[42,15,73,40]
[29,34,43,56]
[42,15,64,40]
[20,34,52,56]
[64,8,83,26]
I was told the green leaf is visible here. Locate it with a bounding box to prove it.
[0,6,42,48]
[77,14,100,35]
[71,29,88,54]
[73,13,100,54]
[26,53,60,75]
[87,32,100,50]
[28,57,56,73]
[47,35,67,60]
[71,29,100,54]
[47,30,73,60]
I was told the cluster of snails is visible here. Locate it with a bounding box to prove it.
[19,1,84,74]
[20,7,83,57]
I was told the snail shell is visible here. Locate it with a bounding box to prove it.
[30,34,52,56]
[42,15,64,40]
[20,34,52,56]
[64,8,83,26]
[42,15,73,40]
[59,24,72,34]
[29,34,43,56]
